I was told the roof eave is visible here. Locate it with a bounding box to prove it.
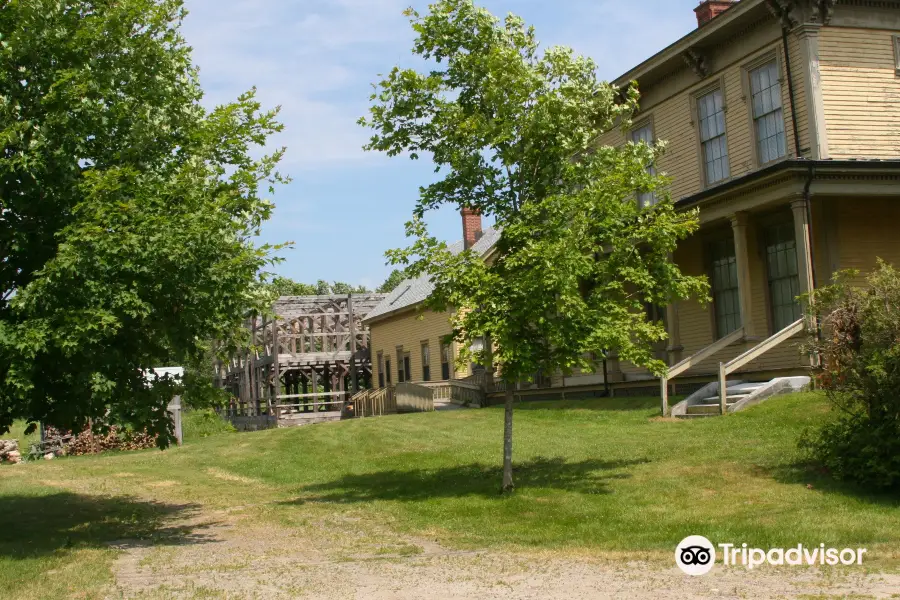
[675,158,900,209]
[613,0,764,88]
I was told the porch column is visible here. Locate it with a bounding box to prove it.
[665,252,683,366]
[730,212,757,339]
[790,198,815,303]
[665,302,683,366]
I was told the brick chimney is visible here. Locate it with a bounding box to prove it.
[461,207,483,250]
[694,0,736,27]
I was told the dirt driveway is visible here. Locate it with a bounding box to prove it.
[109,504,900,600]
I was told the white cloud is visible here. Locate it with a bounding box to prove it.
[182,0,413,171]
[181,0,698,171]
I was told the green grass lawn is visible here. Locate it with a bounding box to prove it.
[1,392,899,599]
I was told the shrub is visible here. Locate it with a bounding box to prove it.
[182,410,236,441]
[800,260,900,490]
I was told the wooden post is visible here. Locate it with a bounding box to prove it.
[348,294,359,393]
[665,302,683,366]
[730,212,756,338]
[168,395,183,446]
[660,376,669,417]
[718,362,728,415]
[791,198,815,308]
[273,317,281,421]
[310,367,318,413]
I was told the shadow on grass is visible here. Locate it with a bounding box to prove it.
[507,396,663,412]
[0,492,214,559]
[759,461,900,508]
[285,456,650,504]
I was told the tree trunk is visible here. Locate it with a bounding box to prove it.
[502,385,514,493]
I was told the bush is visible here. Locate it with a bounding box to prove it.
[182,410,236,441]
[800,260,900,490]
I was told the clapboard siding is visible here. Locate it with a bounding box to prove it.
[369,309,468,386]
[598,35,803,203]
[836,197,900,281]
[820,27,900,158]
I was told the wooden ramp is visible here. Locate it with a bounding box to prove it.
[278,411,343,426]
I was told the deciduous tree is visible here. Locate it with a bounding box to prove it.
[361,0,707,491]
[0,0,286,445]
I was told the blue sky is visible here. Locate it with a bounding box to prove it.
[181,0,699,290]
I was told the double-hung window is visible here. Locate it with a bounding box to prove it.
[750,61,787,165]
[709,238,741,338]
[765,222,801,331]
[440,343,451,380]
[385,358,392,385]
[631,122,657,208]
[421,343,431,381]
[397,349,410,383]
[698,89,730,186]
[377,352,385,388]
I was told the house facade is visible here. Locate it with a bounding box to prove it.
[366,0,900,401]
[363,212,500,388]
[600,0,900,393]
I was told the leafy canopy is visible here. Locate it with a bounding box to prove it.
[377,269,406,294]
[0,0,286,444]
[800,261,900,490]
[360,0,707,381]
[265,276,370,297]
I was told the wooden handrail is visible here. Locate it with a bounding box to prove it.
[717,318,804,414]
[659,326,745,416]
[723,318,804,375]
[667,327,745,379]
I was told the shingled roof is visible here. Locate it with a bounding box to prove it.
[363,227,501,324]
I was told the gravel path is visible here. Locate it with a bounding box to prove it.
[109,506,900,599]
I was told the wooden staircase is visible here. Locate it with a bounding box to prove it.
[661,318,809,417]
[682,382,768,417]
[673,376,810,418]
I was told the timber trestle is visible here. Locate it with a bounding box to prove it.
[215,294,386,428]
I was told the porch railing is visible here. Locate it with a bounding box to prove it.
[274,391,345,417]
[716,318,805,413]
[353,386,396,417]
[660,326,745,416]
[421,379,485,407]
[395,382,435,413]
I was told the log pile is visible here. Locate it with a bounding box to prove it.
[0,440,22,464]
[43,426,156,457]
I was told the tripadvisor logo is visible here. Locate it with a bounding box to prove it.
[675,536,868,575]
[676,535,716,576]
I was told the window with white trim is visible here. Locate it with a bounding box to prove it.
[750,61,786,164]
[764,221,801,331]
[709,237,741,338]
[697,89,730,185]
[630,122,657,208]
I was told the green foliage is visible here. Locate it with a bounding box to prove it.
[182,409,236,441]
[377,269,406,293]
[361,0,707,381]
[265,276,369,297]
[800,260,900,490]
[0,0,286,446]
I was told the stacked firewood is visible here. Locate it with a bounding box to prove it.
[44,425,157,456]
[0,439,22,464]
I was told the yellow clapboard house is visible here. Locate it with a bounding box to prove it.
[364,0,900,414]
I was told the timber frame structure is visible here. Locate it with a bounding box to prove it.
[216,294,386,426]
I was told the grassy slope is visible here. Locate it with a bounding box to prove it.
[1,393,899,599]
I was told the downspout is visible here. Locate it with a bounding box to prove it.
[782,26,802,158]
[803,164,818,291]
